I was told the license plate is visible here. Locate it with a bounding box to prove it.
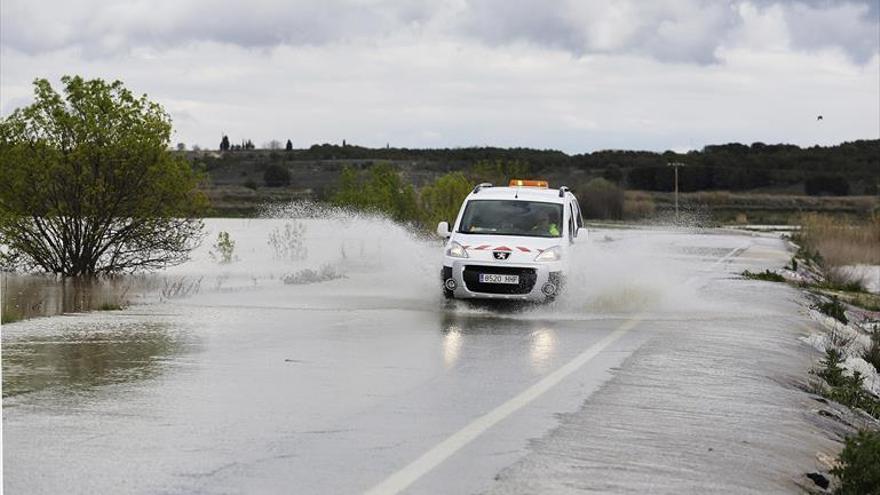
[479,273,519,284]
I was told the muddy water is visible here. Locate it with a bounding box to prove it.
[2,319,189,398]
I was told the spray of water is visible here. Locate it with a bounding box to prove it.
[163,202,716,319]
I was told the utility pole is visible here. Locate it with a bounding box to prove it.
[667,162,686,220]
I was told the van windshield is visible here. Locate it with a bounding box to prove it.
[458,200,563,238]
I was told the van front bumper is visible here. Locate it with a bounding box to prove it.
[441,260,564,301]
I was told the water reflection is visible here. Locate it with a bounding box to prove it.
[439,313,558,371]
[1,273,155,322]
[442,326,463,368]
[2,321,188,397]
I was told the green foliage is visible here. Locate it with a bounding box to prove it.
[332,164,420,223]
[815,348,847,387]
[419,172,473,227]
[805,175,850,196]
[817,297,849,325]
[742,269,785,282]
[263,164,291,187]
[813,348,880,419]
[831,430,880,495]
[468,159,530,186]
[0,76,206,276]
[210,231,236,264]
[579,178,624,220]
[1,305,24,324]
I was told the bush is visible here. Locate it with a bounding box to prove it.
[263,164,291,187]
[813,348,880,419]
[267,222,308,261]
[282,264,344,285]
[580,178,624,220]
[623,191,656,219]
[244,179,258,190]
[815,348,847,387]
[742,269,785,282]
[468,159,529,186]
[420,172,473,227]
[332,164,420,224]
[831,430,880,495]
[817,297,849,325]
[209,231,236,264]
[805,175,850,196]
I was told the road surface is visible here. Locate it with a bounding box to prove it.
[2,219,836,493]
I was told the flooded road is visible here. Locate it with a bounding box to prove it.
[2,218,833,493]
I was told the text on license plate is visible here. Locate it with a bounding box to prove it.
[479,273,519,284]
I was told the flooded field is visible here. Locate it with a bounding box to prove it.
[2,212,835,494]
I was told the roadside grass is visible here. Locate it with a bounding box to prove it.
[742,269,785,282]
[1,305,24,324]
[830,430,880,495]
[794,213,880,277]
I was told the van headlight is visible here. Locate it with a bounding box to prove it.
[534,246,561,262]
[446,241,469,258]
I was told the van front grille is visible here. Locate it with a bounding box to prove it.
[462,265,537,295]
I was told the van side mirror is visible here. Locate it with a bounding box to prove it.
[436,221,450,238]
[576,227,588,241]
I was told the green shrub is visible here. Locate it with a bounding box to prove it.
[817,297,849,325]
[831,430,880,495]
[263,164,291,187]
[332,164,419,224]
[210,231,236,264]
[812,348,880,419]
[742,269,785,282]
[579,178,624,220]
[419,172,473,227]
[815,348,847,387]
[468,159,529,186]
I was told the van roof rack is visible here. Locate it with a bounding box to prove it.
[558,186,570,197]
[472,182,493,194]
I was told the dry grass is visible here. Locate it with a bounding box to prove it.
[799,213,880,267]
[623,191,656,219]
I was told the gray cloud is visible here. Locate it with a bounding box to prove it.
[1,0,436,56]
[1,0,877,64]
[457,0,879,64]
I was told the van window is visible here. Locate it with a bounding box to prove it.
[573,199,584,228]
[458,200,563,238]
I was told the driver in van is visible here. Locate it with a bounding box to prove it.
[532,211,560,236]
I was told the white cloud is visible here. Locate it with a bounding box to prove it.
[1,0,877,152]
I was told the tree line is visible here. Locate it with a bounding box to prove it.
[210,139,879,195]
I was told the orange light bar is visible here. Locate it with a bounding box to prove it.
[509,179,549,188]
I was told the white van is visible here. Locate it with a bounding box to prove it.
[437,180,587,302]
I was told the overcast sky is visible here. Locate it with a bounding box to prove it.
[1,0,878,153]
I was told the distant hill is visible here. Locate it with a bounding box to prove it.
[189,139,879,198]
